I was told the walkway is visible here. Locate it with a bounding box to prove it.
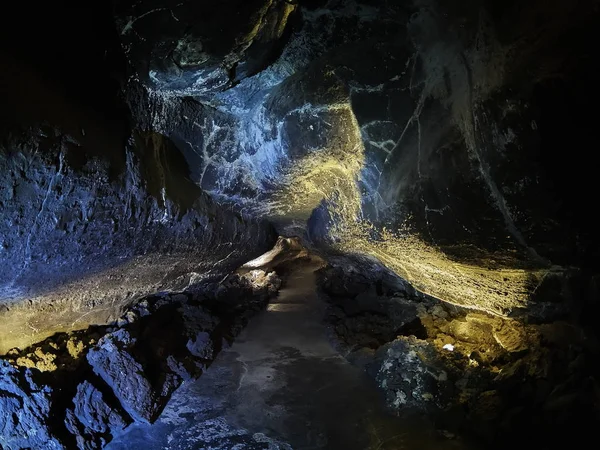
[107,256,466,450]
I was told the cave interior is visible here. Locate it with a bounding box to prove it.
[1,0,599,449]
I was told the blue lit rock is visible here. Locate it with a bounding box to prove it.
[186,332,213,360]
[0,4,278,354]
[0,120,275,355]
[87,330,159,423]
[0,360,62,450]
[1,0,599,448]
[372,336,452,411]
[118,0,599,318]
[65,381,129,450]
[115,0,299,96]
[0,269,282,449]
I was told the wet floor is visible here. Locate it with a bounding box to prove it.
[107,258,469,450]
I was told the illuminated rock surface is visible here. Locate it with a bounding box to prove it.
[118,0,598,316]
[1,0,599,448]
[1,0,597,350]
[0,269,281,449]
[106,254,465,450]
[0,361,61,449]
[0,4,276,353]
[317,262,600,448]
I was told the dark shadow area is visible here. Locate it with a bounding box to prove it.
[1,0,599,449]
[317,261,600,450]
[0,1,130,172]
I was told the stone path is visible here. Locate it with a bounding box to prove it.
[107,257,468,450]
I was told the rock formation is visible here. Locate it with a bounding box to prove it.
[1,269,281,448]
[1,0,599,448]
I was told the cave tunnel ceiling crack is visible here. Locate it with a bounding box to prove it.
[130,1,560,317]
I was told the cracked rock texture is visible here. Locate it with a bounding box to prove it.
[0,270,281,449]
[115,0,299,96]
[0,2,276,353]
[0,361,62,449]
[65,381,129,450]
[1,0,600,448]
[116,0,600,316]
[317,263,600,449]
[1,0,598,351]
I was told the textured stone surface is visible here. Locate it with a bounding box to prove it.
[0,123,276,353]
[87,330,159,423]
[114,0,600,317]
[2,0,596,350]
[1,1,600,448]
[65,381,129,450]
[373,336,452,410]
[0,360,63,449]
[317,263,600,448]
[115,0,298,96]
[0,1,277,353]
[0,269,282,448]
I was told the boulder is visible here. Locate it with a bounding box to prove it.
[0,360,63,450]
[372,336,453,411]
[86,329,159,423]
[65,381,129,449]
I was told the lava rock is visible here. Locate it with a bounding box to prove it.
[318,266,372,298]
[371,336,453,411]
[0,360,62,450]
[115,0,299,95]
[0,125,276,354]
[186,332,214,360]
[86,329,159,423]
[65,381,129,450]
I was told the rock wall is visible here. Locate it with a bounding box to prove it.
[316,262,600,449]
[115,0,299,96]
[116,0,599,316]
[1,1,599,446]
[0,124,276,353]
[0,2,276,353]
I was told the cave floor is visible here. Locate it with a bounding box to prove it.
[107,257,469,450]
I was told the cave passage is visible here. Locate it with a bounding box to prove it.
[106,254,463,450]
[1,0,600,449]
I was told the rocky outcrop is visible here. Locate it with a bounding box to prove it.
[2,0,599,447]
[0,270,281,449]
[0,361,62,449]
[87,330,159,424]
[65,381,129,450]
[317,263,600,448]
[4,0,594,348]
[0,0,277,353]
[0,123,276,354]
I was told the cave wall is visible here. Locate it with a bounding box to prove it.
[115,0,299,95]
[119,0,599,316]
[1,1,599,447]
[0,2,276,354]
[1,0,598,349]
